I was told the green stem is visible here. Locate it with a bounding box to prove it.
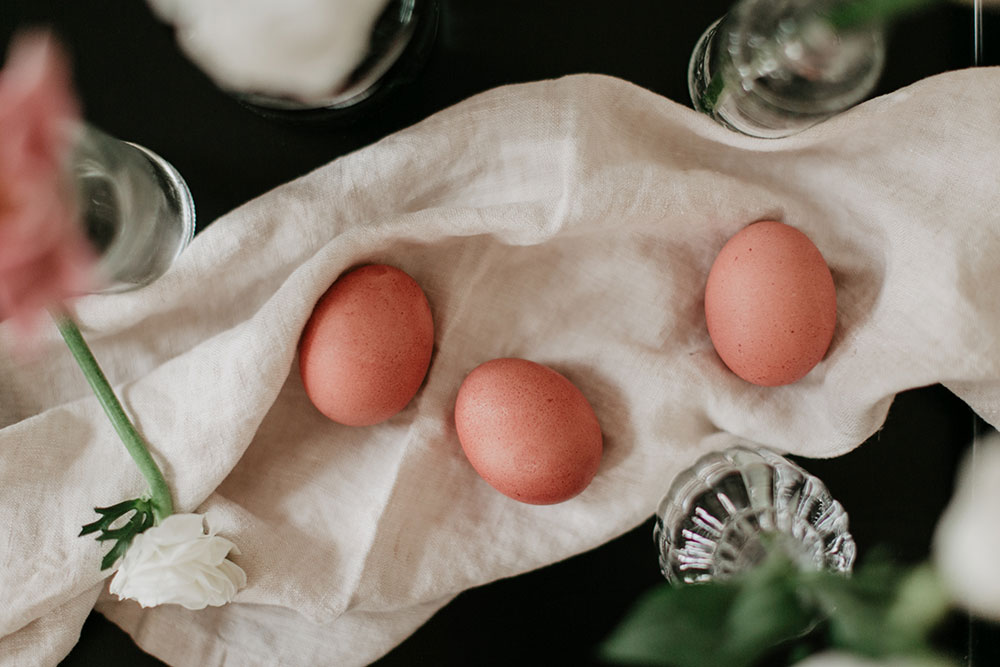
[52,310,174,522]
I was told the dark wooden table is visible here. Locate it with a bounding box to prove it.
[2,1,997,664]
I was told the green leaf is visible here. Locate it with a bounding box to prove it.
[100,537,130,571]
[699,72,727,115]
[720,558,817,666]
[602,550,956,667]
[886,564,950,643]
[807,557,951,659]
[600,582,741,667]
[808,563,901,655]
[80,497,156,570]
[79,517,107,537]
[79,499,143,536]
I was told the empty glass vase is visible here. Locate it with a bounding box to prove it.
[72,125,195,293]
[688,0,886,138]
[655,445,856,584]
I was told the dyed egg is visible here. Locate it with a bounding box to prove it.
[454,358,603,505]
[704,221,836,386]
[299,264,434,426]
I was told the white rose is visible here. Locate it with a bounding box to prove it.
[109,513,247,610]
[146,0,390,102]
[933,433,1000,621]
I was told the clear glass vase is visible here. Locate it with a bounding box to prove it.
[688,0,886,138]
[654,445,856,584]
[72,125,196,293]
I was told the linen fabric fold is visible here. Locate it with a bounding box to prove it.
[2,69,999,666]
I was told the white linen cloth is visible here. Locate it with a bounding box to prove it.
[2,69,1000,666]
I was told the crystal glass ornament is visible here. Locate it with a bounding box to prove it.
[655,445,856,584]
[688,0,885,138]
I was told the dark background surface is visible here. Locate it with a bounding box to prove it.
[1,1,998,665]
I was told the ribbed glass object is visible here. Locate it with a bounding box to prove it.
[655,445,856,584]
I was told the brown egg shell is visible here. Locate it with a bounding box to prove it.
[704,221,837,386]
[454,358,603,505]
[299,264,434,426]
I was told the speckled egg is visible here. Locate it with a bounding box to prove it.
[704,221,837,386]
[454,358,603,505]
[299,264,434,426]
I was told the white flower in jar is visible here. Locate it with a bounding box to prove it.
[146,0,391,103]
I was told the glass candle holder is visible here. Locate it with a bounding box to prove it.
[72,125,195,293]
[688,0,885,138]
[654,445,856,584]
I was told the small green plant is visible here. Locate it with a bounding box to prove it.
[600,550,954,667]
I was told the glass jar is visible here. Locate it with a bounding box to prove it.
[654,445,856,584]
[237,0,440,121]
[72,125,196,293]
[688,0,886,138]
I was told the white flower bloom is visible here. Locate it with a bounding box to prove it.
[146,0,390,102]
[934,433,1000,621]
[109,513,246,610]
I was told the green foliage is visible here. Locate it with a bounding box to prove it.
[600,581,741,666]
[80,497,156,570]
[698,73,727,115]
[827,0,939,31]
[599,551,954,667]
[806,561,951,659]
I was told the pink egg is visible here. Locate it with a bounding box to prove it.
[299,264,434,426]
[705,221,836,386]
[454,358,603,505]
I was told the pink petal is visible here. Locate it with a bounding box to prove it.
[0,31,95,335]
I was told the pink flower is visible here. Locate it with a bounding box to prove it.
[0,32,96,333]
